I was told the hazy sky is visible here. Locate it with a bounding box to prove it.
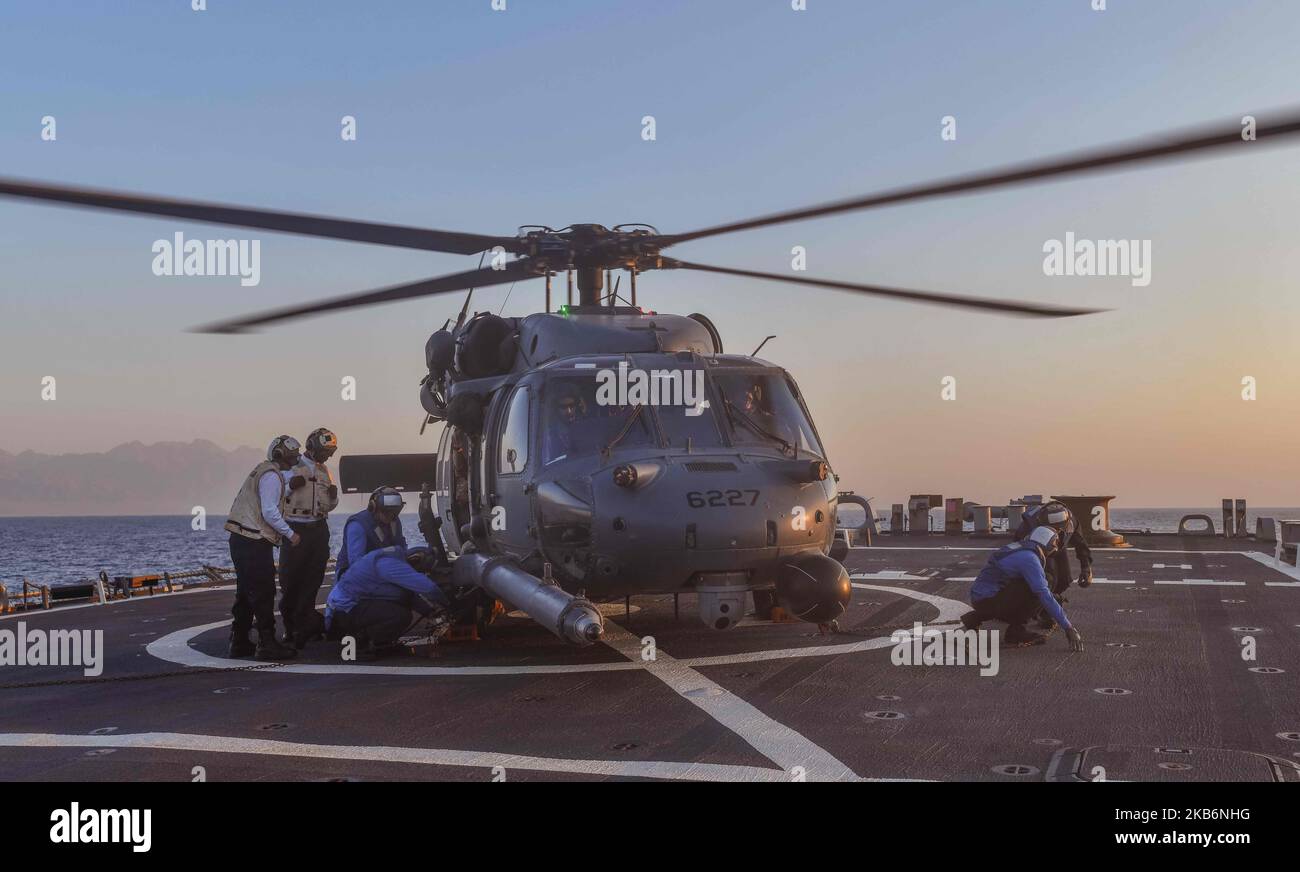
[2,0,1299,507]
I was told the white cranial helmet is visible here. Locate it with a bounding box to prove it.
[1028,524,1059,552]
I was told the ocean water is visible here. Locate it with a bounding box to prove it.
[0,515,429,592]
[2,508,1297,593]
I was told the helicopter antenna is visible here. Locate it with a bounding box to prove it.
[455,251,488,329]
[751,335,776,356]
[497,281,517,315]
[455,289,473,329]
[602,275,636,307]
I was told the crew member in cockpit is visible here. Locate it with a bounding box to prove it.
[545,387,592,463]
[742,381,776,428]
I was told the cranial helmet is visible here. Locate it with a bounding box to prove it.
[368,486,405,516]
[267,435,302,468]
[1027,524,1061,555]
[1038,501,1076,541]
[305,427,338,462]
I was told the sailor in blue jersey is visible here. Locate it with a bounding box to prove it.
[964,525,1085,651]
[325,545,449,654]
[1013,501,1093,629]
[334,486,408,583]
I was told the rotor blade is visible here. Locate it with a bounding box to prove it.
[193,259,540,333]
[0,176,517,255]
[665,259,1105,318]
[663,108,1300,246]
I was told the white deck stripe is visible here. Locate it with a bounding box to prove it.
[599,620,858,782]
[1155,579,1245,586]
[148,620,643,675]
[1242,551,1300,581]
[1091,578,1135,584]
[147,586,970,675]
[684,584,968,668]
[0,732,785,782]
[857,546,1261,555]
[851,571,931,581]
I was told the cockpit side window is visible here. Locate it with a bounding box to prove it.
[498,386,530,474]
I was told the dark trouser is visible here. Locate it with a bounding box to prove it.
[1048,549,1071,597]
[278,519,330,635]
[971,579,1038,629]
[332,599,421,648]
[230,533,278,639]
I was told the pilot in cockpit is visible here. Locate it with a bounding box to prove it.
[544,386,592,465]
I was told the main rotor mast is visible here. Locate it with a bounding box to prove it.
[516,223,661,308]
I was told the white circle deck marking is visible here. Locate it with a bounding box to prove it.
[146,583,966,676]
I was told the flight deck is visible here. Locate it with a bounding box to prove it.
[1,534,1298,782]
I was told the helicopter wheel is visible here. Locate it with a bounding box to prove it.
[475,598,505,637]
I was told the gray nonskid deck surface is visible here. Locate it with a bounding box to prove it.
[1,535,1298,782]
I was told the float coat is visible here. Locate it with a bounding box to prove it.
[335,509,407,581]
[225,461,289,545]
[281,456,339,522]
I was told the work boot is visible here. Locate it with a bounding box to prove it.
[228,628,256,658]
[291,611,327,649]
[1003,624,1047,647]
[960,610,982,631]
[254,631,297,662]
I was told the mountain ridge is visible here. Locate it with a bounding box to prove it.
[0,439,269,517]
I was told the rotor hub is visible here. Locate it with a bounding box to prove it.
[514,224,666,304]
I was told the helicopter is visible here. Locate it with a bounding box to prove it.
[4,108,1300,645]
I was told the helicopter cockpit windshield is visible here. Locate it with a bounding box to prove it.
[542,374,656,466]
[712,371,823,458]
[540,364,821,465]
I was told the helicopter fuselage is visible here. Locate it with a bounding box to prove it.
[426,308,848,629]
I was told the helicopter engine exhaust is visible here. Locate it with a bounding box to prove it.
[453,553,604,645]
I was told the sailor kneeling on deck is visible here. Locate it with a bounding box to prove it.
[1013,501,1092,629]
[325,546,450,656]
[277,427,340,648]
[962,526,1085,651]
[223,435,301,661]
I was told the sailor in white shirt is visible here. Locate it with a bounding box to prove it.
[223,435,302,661]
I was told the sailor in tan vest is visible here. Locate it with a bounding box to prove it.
[223,435,300,661]
[277,427,341,648]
